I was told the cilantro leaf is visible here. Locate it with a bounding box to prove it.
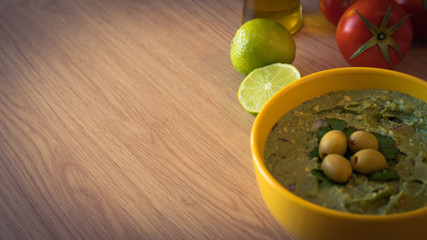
[372,132,395,148]
[316,126,330,141]
[315,118,348,141]
[311,169,332,183]
[371,132,400,160]
[343,126,358,138]
[309,147,319,159]
[368,169,399,181]
[381,147,400,160]
[325,118,347,131]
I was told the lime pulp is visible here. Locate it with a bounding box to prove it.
[238,63,301,113]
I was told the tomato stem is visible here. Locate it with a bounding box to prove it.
[349,5,411,67]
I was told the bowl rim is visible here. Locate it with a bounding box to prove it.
[251,67,427,220]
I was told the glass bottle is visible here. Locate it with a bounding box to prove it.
[242,0,303,34]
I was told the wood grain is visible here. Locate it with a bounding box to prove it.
[0,0,426,239]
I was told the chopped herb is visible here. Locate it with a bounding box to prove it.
[313,119,401,160]
[368,169,399,181]
[309,147,319,158]
[311,169,333,183]
[309,118,402,183]
[316,126,330,141]
[372,132,395,147]
[315,118,347,141]
[343,126,358,138]
[371,133,400,160]
[343,148,353,159]
[381,147,400,160]
[325,118,347,131]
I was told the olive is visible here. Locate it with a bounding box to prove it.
[350,149,387,175]
[321,154,353,183]
[348,131,379,153]
[318,130,347,159]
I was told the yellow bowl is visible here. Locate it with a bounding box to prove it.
[251,67,427,240]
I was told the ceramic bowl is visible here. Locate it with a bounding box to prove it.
[251,67,427,240]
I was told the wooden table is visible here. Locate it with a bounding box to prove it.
[1,0,426,239]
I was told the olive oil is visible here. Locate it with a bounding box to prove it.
[242,0,303,34]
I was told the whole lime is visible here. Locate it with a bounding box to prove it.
[230,18,296,76]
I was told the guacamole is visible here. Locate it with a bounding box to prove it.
[264,89,427,215]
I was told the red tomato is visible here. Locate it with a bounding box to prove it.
[394,0,427,39]
[319,0,358,26]
[336,0,413,68]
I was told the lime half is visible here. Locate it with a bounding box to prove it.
[238,63,301,114]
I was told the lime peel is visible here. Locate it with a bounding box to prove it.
[230,18,296,76]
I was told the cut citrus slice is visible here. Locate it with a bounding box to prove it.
[238,63,301,114]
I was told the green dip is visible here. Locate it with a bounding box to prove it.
[264,89,427,215]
